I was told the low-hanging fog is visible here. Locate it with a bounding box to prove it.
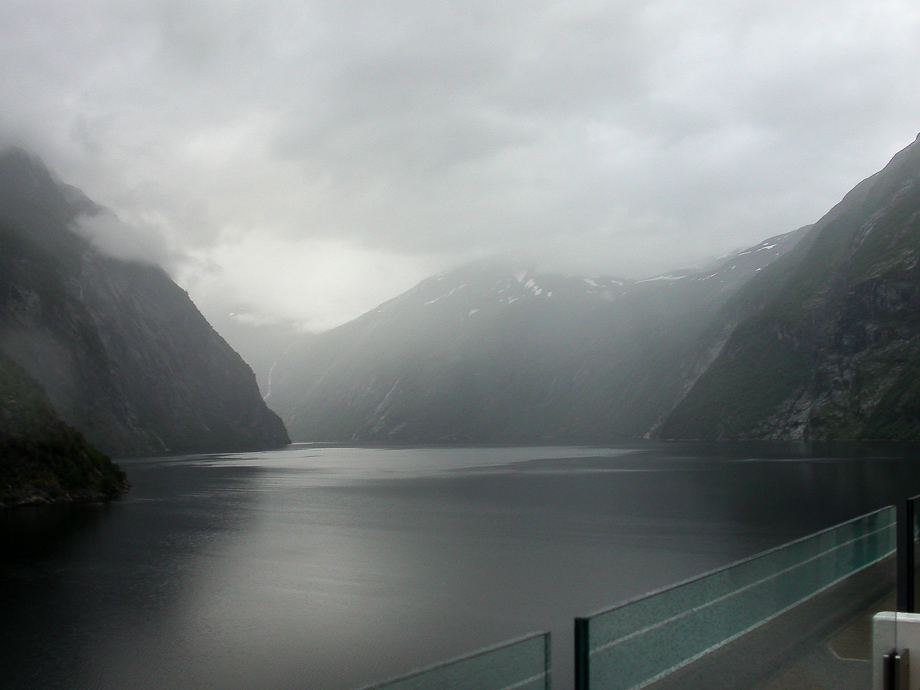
[2,0,920,333]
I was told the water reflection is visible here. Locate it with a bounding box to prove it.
[2,443,920,690]
[0,460,265,690]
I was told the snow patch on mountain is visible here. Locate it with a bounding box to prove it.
[636,273,685,284]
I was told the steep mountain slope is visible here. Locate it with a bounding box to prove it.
[662,134,920,440]
[0,349,128,506]
[0,148,289,456]
[267,229,805,443]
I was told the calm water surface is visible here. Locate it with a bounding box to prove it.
[3,443,920,690]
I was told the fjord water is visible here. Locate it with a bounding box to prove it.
[2,444,920,690]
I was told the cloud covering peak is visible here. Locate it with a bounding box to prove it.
[2,0,920,329]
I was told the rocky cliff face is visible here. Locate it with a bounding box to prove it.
[0,349,128,506]
[662,134,920,440]
[266,229,804,444]
[0,148,289,456]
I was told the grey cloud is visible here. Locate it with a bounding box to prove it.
[1,0,920,326]
[73,210,172,264]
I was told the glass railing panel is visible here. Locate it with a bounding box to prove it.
[576,506,896,690]
[584,507,893,648]
[356,632,550,690]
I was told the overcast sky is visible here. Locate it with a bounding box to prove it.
[3,0,920,331]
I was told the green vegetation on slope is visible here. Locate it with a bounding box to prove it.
[0,350,128,507]
[861,365,920,440]
[662,318,812,439]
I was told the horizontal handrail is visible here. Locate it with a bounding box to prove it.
[579,505,895,621]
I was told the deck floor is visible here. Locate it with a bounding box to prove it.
[754,593,893,690]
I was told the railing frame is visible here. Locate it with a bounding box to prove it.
[573,505,896,690]
[352,501,920,690]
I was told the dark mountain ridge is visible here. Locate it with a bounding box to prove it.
[662,133,920,440]
[0,147,289,457]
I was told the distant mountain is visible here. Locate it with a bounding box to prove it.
[208,313,315,397]
[266,229,805,444]
[661,134,920,440]
[0,349,127,506]
[0,148,290,456]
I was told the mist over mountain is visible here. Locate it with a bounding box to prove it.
[258,135,920,445]
[0,147,289,457]
[264,229,805,444]
[6,128,920,461]
[662,133,920,440]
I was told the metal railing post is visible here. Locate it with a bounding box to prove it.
[897,499,915,613]
[574,617,589,690]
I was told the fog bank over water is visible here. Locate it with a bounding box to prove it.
[2,2,920,329]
